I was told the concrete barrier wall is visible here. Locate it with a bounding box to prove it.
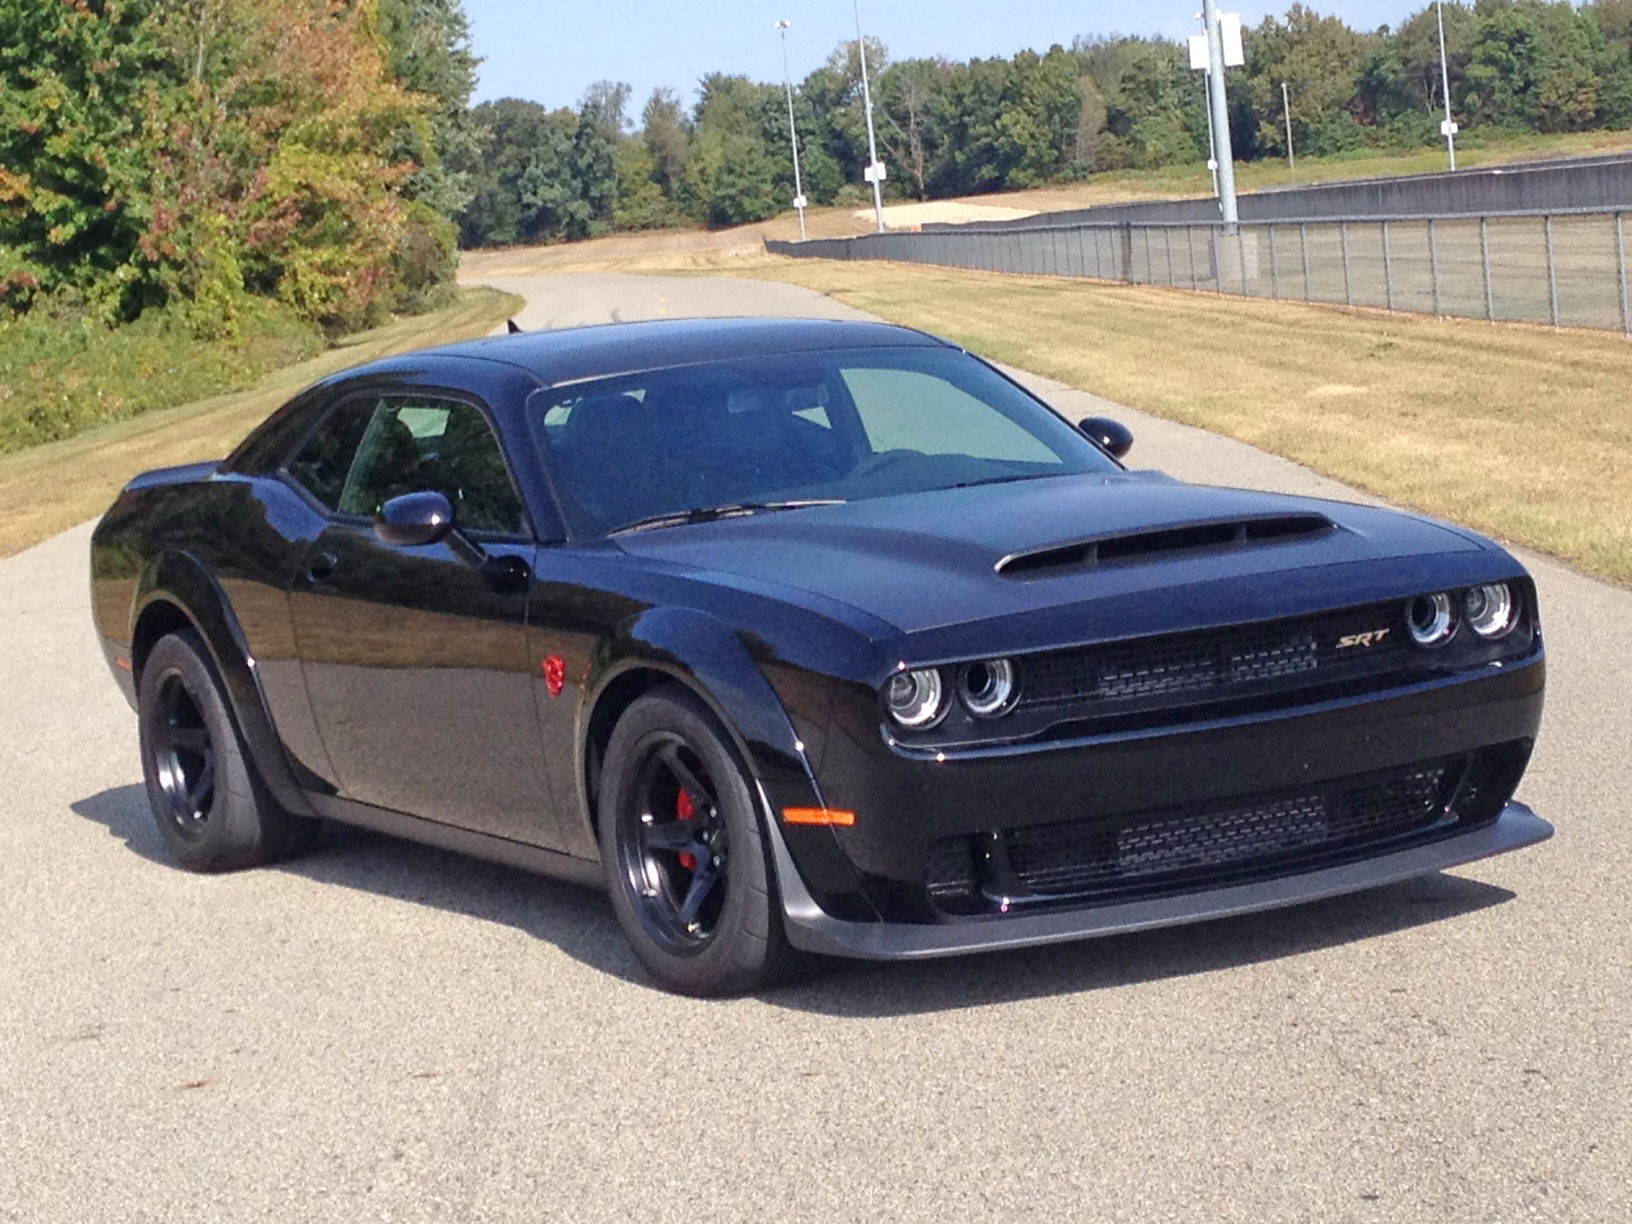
[918,152,1632,231]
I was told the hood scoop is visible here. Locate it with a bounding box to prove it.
[996,514,1336,580]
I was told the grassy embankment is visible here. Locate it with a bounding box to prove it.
[0,287,521,558]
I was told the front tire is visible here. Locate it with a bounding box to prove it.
[137,630,318,872]
[597,685,793,996]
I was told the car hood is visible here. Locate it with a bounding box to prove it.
[613,474,1495,644]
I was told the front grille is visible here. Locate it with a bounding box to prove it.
[1017,601,1413,713]
[922,746,1537,913]
[1004,761,1449,897]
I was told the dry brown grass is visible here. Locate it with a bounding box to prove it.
[0,287,521,558]
[668,252,1631,582]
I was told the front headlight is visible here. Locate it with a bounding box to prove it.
[1465,582,1518,639]
[1406,592,1456,647]
[959,658,1018,718]
[883,668,948,729]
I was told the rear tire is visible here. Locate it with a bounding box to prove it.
[137,630,319,872]
[597,684,795,996]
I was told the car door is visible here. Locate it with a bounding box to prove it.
[285,390,565,847]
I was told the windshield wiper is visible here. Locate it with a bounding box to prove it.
[609,499,846,536]
[950,473,1054,490]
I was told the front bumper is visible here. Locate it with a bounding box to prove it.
[772,799,1551,960]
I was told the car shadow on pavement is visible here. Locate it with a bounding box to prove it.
[71,785,646,986]
[74,784,1515,1010]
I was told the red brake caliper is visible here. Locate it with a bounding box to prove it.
[675,789,697,871]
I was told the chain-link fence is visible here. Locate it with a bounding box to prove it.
[767,209,1632,334]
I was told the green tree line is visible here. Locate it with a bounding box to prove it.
[1,0,478,333]
[459,0,1632,247]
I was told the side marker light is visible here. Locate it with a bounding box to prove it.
[542,655,566,697]
[782,807,856,827]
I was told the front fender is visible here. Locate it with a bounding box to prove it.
[582,605,878,923]
[134,551,316,818]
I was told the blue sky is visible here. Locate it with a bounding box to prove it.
[464,1,1436,114]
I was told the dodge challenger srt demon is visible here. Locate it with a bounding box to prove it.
[90,318,1550,995]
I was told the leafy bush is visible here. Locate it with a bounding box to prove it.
[0,296,319,455]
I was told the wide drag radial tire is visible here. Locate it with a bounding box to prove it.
[598,684,794,996]
[137,630,319,872]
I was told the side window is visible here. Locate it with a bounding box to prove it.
[337,397,525,535]
[287,398,373,510]
[839,367,1057,464]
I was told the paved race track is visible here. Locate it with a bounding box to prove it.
[1,272,1627,1222]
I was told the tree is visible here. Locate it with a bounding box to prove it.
[684,74,782,226]
[876,58,949,197]
[1244,3,1378,157]
[0,0,168,316]
[377,0,482,217]
[641,87,691,199]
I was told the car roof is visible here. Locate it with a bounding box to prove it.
[412,316,954,386]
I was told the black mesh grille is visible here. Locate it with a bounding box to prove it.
[925,757,1472,907]
[1003,761,1449,897]
[1017,601,1411,712]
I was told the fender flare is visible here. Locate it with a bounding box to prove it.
[577,605,876,922]
[133,551,316,817]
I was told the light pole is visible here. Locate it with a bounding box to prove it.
[1201,0,1239,229]
[775,20,807,240]
[1281,81,1296,177]
[1436,0,1458,170]
[854,0,885,233]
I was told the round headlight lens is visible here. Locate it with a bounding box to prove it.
[1464,582,1517,639]
[1407,592,1456,647]
[959,658,1017,718]
[884,668,947,729]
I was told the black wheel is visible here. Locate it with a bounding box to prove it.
[137,630,319,872]
[598,685,794,996]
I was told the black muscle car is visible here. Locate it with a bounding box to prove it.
[90,318,1550,995]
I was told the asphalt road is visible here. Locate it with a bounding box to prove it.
[3,272,1628,1222]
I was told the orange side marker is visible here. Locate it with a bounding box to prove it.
[115,657,133,672]
[782,806,856,827]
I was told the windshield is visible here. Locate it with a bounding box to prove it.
[531,346,1119,537]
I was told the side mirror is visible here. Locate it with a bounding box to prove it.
[1079,416,1134,460]
[375,491,455,547]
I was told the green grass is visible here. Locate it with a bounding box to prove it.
[0,287,521,558]
[0,300,324,456]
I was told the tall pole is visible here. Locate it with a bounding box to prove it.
[1201,69,1219,204]
[854,0,885,233]
[775,20,807,240]
[1281,81,1296,176]
[1436,0,1457,170]
[1201,0,1238,229]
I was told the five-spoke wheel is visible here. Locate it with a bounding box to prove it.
[137,630,318,871]
[599,684,791,995]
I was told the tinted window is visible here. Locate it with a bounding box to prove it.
[340,398,524,534]
[290,396,525,535]
[840,366,1058,463]
[288,399,371,510]
[533,346,1115,536]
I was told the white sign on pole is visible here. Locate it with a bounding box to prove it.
[1188,33,1209,72]
[863,162,888,184]
[1440,119,1459,137]
[1220,13,1245,67]
[792,194,808,210]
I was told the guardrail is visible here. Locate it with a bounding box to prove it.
[767,208,1632,334]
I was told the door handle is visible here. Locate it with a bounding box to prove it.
[306,551,339,583]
